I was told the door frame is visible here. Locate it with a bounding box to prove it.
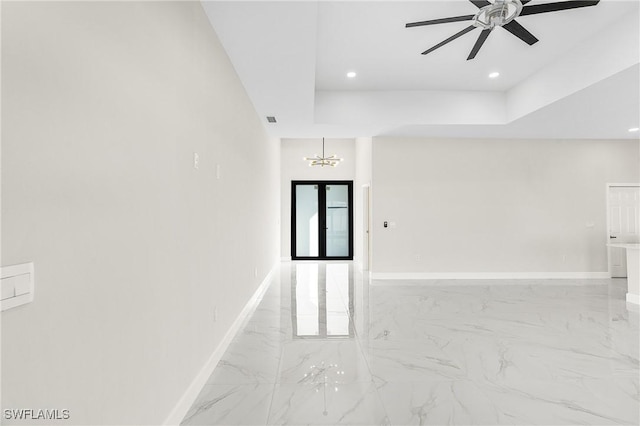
[291,180,354,260]
[362,184,371,271]
[606,183,640,277]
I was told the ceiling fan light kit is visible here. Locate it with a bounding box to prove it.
[407,0,600,60]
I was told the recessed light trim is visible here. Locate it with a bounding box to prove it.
[629,127,639,132]
[488,72,500,79]
[346,71,357,78]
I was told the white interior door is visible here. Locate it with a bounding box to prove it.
[608,185,640,277]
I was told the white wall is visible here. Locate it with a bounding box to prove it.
[280,138,355,259]
[372,138,639,276]
[1,2,279,424]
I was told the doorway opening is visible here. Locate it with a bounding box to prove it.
[291,180,353,260]
[607,183,640,277]
[362,184,371,271]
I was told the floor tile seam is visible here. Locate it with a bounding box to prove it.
[266,380,392,426]
[366,369,640,382]
[266,343,286,425]
[374,376,640,386]
[193,382,280,391]
[347,326,381,391]
[276,338,376,384]
[362,331,614,342]
[275,378,379,386]
[362,378,392,426]
[203,374,470,389]
[373,378,479,386]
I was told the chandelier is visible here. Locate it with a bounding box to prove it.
[303,138,343,167]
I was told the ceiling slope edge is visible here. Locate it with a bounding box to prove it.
[314,90,507,126]
[314,12,639,133]
[506,12,640,122]
[376,64,640,139]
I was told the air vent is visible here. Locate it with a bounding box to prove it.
[266,116,277,123]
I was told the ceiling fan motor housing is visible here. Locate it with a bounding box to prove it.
[474,0,523,29]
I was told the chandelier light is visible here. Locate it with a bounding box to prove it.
[303,138,343,167]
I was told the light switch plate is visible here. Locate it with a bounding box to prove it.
[1,262,34,311]
[1,280,14,300]
[14,275,31,296]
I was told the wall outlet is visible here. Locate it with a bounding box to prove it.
[562,254,567,263]
[193,152,199,170]
[216,164,221,180]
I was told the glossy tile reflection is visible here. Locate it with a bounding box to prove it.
[182,264,640,425]
[294,263,320,336]
[292,262,354,339]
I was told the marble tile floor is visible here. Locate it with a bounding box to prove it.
[181,262,640,425]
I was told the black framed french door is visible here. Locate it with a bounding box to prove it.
[291,180,353,260]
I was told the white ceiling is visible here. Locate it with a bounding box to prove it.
[202,0,640,140]
[315,1,632,91]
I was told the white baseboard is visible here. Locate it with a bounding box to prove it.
[370,272,611,281]
[627,293,640,305]
[164,262,278,426]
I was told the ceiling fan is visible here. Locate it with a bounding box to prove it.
[406,0,600,60]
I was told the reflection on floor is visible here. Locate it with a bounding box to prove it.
[181,262,640,425]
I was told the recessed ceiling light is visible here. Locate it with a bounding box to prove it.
[346,71,357,78]
[488,72,500,79]
[629,127,639,132]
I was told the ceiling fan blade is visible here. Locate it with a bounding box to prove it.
[520,1,600,16]
[502,20,539,45]
[406,15,475,28]
[469,0,491,8]
[467,28,492,60]
[422,25,476,55]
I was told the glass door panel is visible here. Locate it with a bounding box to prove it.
[325,185,349,257]
[295,185,319,257]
